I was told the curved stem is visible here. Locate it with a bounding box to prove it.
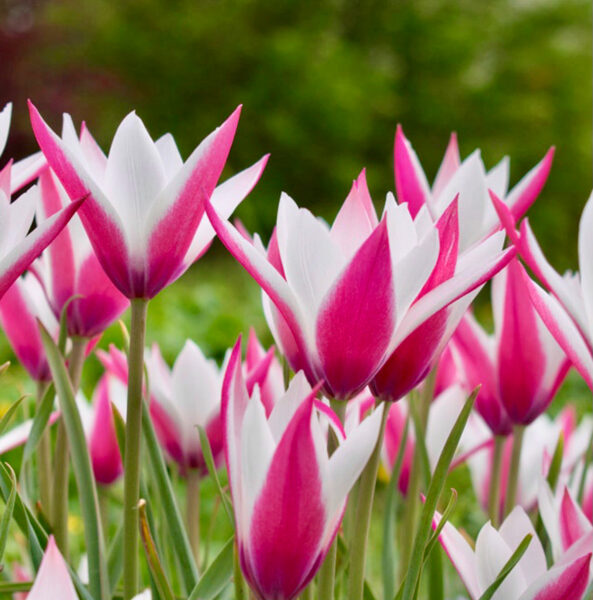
[51,336,87,558]
[123,298,149,599]
[503,425,525,518]
[186,468,201,566]
[346,402,389,600]
[36,381,52,514]
[488,435,505,527]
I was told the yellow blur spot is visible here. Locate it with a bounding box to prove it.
[377,463,390,484]
[0,400,12,419]
[68,515,84,535]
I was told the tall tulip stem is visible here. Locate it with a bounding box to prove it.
[346,402,389,600]
[504,424,525,518]
[186,468,201,566]
[51,335,87,558]
[488,435,505,527]
[36,381,52,514]
[123,298,149,599]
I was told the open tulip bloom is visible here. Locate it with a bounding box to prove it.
[434,505,592,600]
[207,170,515,400]
[223,338,385,600]
[29,102,267,299]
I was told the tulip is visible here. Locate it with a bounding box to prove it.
[0,411,60,456]
[493,192,593,392]
[0,273,59,381]
[208,170,514,401]
[434,506,592,600]
[223,338,384,600]
[29,102,267,299]
[31,167,129,338]
[538,483,593,572]
[394,126,554,250]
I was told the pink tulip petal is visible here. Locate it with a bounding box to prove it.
[316,219,395,399]
[144,107,241,297]
[559,488,592,552]
[520,554,591,600]
[149,399,186,468]
[11,152,47,194]
[394,125,431,218]
[246,397,325,600]
[28,536,78,600]
[433,132,461,198]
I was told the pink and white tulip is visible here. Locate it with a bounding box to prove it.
[435,506,592,600]
[395,126,554,250]
[29,102,267,299]
[207,170,514,400]
[0,273,59,381]
[145,340,224,474]
[223,339,384,600]
[451,258,570,432]
[31,167,129,338]
[0,412,60,457]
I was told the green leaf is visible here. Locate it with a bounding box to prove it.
[408,399,431,489]
[188,536,234,600]
[22,385,55,466]
[382,419,410,600]
[546,432,564,490]
[0,581,32,593]
[139,499,175,600]
[38,322,109,600]
[401,387,478,600]
[363,579,378,600]
[0,463,17,562]
[57,294,83,354]
[0,395,25,436]
[477,534,532,600]
[142,402,198,592]
[198,425,234,527]
[423,489,457,561]
[108,519,124,593]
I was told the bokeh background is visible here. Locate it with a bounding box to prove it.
[0,0,592,370]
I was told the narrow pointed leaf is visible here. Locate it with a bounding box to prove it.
[188,536,234,600]
[423,489,458,560]
[401,388,478,600]
[108,520,124,592]
[0,395,24,436]
[22,384,54,465]
[38,323,109,600]
[477,534,532,600]
[0,463,17,562]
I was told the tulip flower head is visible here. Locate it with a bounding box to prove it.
[435,506,592,600]
[31,167,129,338]
[207,170,514,401]
[29,102,268,298]
[394,126,554,250]
[223,338,385,600]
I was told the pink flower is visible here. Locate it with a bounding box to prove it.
[451,258,570,432]
[394,126,553,250]
[207,170,514,400]
[29,102,267,299]
[223,339,384,600]
[27,536,78,600]
[0,273,59,381]
[434,506,591,600]
[31,167,129,338]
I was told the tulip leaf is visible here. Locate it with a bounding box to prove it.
[0,395,24,437]
[0,463,17,562]
[408,399,431,488]
[382,419,410,600]
[477,534,532,600]
[401,387,478,600]
[0,581,32,593]
[546,432,564,490]
[57,294,83,354]
[198,425,234,527]
[138,499,175,600]
[38,322,109,600]
[141,402,198,592]
[188,536,234,600]
[108,519,124,592]
[21,385,55,466]
[423,488,458,561]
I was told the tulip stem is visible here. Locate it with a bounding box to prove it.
[51,335,87,559]
[488,435,505,527]
[346,402,389,600]
[316,400,346,600]
[99,484,110,537]
[186,468,201,565]
[123,298,149,600]
[504,424,525,518]
[233,540,247,600]
[36,381,52,514]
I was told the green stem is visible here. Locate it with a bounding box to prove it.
[234,540,247,600]
[299,583,314,600]
[504,425,525,518]
[316,400,346,600]
[99,485,110,538]
[36,381,52,514]
[186,468,201,566]
[488,436,505,527]
[123,298,149,599]
[346,402,389,600]
[51,336,87,558]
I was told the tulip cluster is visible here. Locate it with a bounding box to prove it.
[0,98,590,600]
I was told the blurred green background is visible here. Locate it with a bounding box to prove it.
[0,0,591,370]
